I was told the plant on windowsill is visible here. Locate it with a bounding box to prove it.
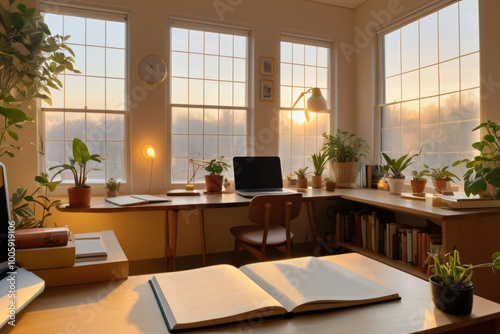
[294,167,311,189]
[374,164,390,191]
[105,178,121,198]
[324,177,336,191]
[381,151,420,195]
[0,1,78,158]
[286,174,297,187]
[322,130,370,188]
[409,169,430,195]
[311,150,328,188]
[425,165,459,194]
[428,249,500,315]
[204,157,230,193]
[49,138,103,208]
[452,120,500,199]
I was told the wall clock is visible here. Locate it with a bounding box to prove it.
[139,55,167,84]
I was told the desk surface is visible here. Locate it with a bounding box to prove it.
[59,188,500,220]
[3,253,500,334]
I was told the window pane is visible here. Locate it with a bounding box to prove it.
[220,34,233,57]
[420,65,438,98]
[461,53,480,90]
[65,112,85,140]
[461,88,479,120]
[439,59,459,94]
[234,36,247,58]
[106,78,125,110]
[172,28,188,52]
[87,46,105,76]
[401,22,419,72]
[87,19,105,46]
[401,70,419,101]
[219,109,233,135]
[106,114,124,140]
[440,92,460,122]
[106,21,125,48]
[106,49,125,78]
[439,3,459,62]
[45,112,64,140]
[293,44,304,64]
[385,76,401,103]
[460,0,479,55]
[384,30,401,77]
[420,13,438,67]
[87,113,105,140]
[65,76,85,108]
[172,107,189,134]
[305,45,316,66]
[205,32,219,55]
[204,55,218,80]
[106,141,124,180]
[189,53,203,79]
[64,16,85,44]
[171,78,189,104]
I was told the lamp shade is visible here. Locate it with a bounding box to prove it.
[306,88,327,112]
[142,145,156,160]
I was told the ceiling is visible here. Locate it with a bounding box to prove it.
[305,0,368,9]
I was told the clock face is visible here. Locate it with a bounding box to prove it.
[139,55,167,84]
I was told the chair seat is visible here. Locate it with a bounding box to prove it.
[230,224,294,246]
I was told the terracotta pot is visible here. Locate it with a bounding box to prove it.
[332,161,358,188]
[311,175,322,188]
[67,187,92,208]
[205,174,223,193]
[325,181,336,191]
[297,177,308,189]
[429,275,473,315]
[386,178,405,195]
[432,179,451,194]
[106,191,117,198]
[411,180,427,195]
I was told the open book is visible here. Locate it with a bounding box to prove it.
[149,256,400,332]
[105,195,171,206]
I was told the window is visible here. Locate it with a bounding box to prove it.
[279,37,331,176]
[40,5,127,184]
[170,20,249,184]
[381,0,480,179]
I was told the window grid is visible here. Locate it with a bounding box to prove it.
[170,27,249,184]
[42,12,127,184]
[381,0,479,180]
[279,40,330,177]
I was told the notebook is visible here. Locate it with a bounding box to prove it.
[233,156,295,198]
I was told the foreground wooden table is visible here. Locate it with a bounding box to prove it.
[2,253,500,333]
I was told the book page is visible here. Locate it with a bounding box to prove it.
[105,196,147,206]
[151,264,285,330]
[240,257,399,313]
[131,194,170,202]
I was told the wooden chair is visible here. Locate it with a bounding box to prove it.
[230,193,302,264]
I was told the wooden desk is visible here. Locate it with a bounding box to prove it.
[58,188,500,303]
[3,253,500,334]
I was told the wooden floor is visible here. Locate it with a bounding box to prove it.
[129,242,352,276]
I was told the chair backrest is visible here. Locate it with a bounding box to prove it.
[248,193,302,225]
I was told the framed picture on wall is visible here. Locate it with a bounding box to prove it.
[260,57,274,76]
[260,80,274,101]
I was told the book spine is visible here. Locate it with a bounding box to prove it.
[15,231,69,249]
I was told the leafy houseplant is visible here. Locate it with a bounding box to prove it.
[452,120,500,199]
[322,130,370,188]
[381,152,419,195]
[10,173,61,229]
[204,157,230,193]
[311,151,328,188]
[409,169,429,195]
[0,1,78,157]
[105,178,121,197]
[286,174,297,186]
[425,165,459,194]
[324,177,336,191]
[50,138,103,207]
[294,167,310,189]
[429,249,500,315]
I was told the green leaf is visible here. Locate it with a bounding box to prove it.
[72,138,90,164]
[484,134,495,143]
[7,128,18,141]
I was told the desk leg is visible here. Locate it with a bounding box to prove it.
[306,201,321,255]
[164,210,173,271]
[199,209,207,266]
[171,210,178,271]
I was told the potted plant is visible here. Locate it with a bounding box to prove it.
[311,151,328,188]
[452,120,500,199]
[105,178,121,198]
[204,157,230,193]
[324,177,336,191]
[409,169,429,195]
[429,249,500,315]
[425,165,459,194]
[294,167,310,189]
[381,151,419,195]
[50,138,103,208]
[286,174,297,187]
[374,164,390,191]
[0,2,78,158]
[322,130,370,188]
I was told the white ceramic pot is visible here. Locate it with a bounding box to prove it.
[386,178,405,195]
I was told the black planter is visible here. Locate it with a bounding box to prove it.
[429,275,474,315]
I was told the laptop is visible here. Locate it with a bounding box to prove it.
[233,156,296,198]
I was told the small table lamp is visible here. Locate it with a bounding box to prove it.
[291,87,328,122]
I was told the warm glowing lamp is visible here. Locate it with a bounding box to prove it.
[142,145,156,160]
[291,87,328,122]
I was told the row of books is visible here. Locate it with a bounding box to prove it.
[334,211,442,272]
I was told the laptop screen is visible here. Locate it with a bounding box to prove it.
[233,156,284,190]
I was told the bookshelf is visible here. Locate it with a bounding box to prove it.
[324,188,500,303]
